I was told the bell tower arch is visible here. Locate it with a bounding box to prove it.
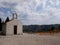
[13,12,18,19]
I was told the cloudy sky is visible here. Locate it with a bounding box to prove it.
[0,0,60,25]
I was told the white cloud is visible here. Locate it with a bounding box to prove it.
[0,11,6,21]
[10,0,60,25]
[0,0,60,25]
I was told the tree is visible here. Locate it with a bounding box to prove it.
[5,17,9,22]
[0,18,2,23]
[0,18,2,31]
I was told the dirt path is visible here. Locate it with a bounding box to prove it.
[0,33,60,45]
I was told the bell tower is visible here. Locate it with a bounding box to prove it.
[13,12,18,20]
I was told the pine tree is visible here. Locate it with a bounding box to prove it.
[0,18,1,23]
[0,18,2,31]
[5,17,9,22]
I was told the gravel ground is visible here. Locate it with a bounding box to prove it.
[0,33,60,45]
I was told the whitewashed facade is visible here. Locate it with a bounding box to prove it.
[2,13,23,35]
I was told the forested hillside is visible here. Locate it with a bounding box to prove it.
[23,24,60,33]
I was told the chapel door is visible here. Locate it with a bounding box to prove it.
[14,25,17,35]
